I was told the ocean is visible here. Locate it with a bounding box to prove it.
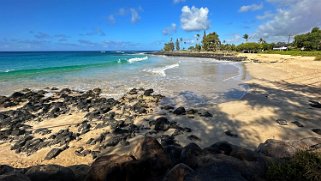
[0,51,249,106]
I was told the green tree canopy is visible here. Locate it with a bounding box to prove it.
[202,32,221,51]
[175,39,180,51]
[294,27,321,50]
[243,34,249,42]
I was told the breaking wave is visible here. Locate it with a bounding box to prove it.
[144,63,179,77]
[127,56,149,63]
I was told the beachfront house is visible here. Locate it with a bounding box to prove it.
[273,46,288,51]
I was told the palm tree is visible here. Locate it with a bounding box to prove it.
[196,34,200,41]
[259,38,265,44]
[243,34,249,42]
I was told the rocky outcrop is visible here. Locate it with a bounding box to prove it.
[1,136,320,181]
[1,87,320,181]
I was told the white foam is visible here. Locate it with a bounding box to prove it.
[144,63,179,77]
[1,69,13,73]
[127,56,148,63]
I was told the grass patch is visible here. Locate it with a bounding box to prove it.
[261,50,321,57]
[266,151,321,181]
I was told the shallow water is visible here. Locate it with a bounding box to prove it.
[0,51,250,106]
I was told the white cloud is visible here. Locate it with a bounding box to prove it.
[239,3,263,12]
[107,7,143,24]
[107,15,115,24]
[256,11,273,20]
[162,23,177,36]
[173,0,186,4]
[118,8,126,16]
[225,34,242,43]
[256,0,321,39]
[130,8,141,23]
[180,6,210,32]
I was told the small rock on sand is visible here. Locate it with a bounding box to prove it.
[276,119,287,125]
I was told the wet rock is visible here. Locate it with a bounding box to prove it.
[34,128,51,135]
[103,135,126,147]
[86,138,95,145]
[78,121,91,134]
[11,136,34,151]
[187,135,201,141]
[172,127,192,137]
[92,88,101,95]
[204,141,260,162]
[257,139,297,158]
[198,109,213,117]
[309,100,321,108]
[45,148,64,160]
[91,151,101,159]
[85,154,134,181]
[188,163,247,181]
[25,165,75,181]
[4,101,18,108]
[163,163,194,181]
[161,105,175,110]
[75,147,85,156]
[276,119,287,125]
[312,129,321,135]
[163,145,183,165]
[119,139,130,146]
[160,135,176,146]
[180,143,203,169]
[292,121,304,127]
[0,173,31,181]
[132,102,147,114]
[225,130,238,138]
[0,96,8,105]
[173,107,186,115]
[154,117,170,131]
[112,127,128,135]
[128,88,138,95]
[10,92,25,99]
[186,109,198,114]
[0,165,15,175]
[11,128,26,136]
[131,137,172,175]
[76,149,92,157]
[94,133,107,144]
[69,165,90,181]
[143,89,154,96]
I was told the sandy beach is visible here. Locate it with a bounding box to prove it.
[0,53,320,170]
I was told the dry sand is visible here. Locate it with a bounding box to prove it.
[0,53,320,168]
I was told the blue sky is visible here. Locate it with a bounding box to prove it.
[0,0,320,51]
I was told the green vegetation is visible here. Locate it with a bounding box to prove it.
[175,38,180,51]
[163,38,174,52]
[162,27,321,58]
[243,34,249,42]
[266,151,321,181]
[202,32,221,51]
[294,27,321,50]
[262,50,321,57]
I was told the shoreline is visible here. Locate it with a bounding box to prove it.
[150,51,247,62]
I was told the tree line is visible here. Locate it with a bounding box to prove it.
[162,27,321,52]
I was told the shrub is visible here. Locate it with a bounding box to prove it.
[266,151,321,181]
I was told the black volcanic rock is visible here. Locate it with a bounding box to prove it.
[173,107,186,115]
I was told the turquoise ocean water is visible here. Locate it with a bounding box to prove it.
[0,51,249,106]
